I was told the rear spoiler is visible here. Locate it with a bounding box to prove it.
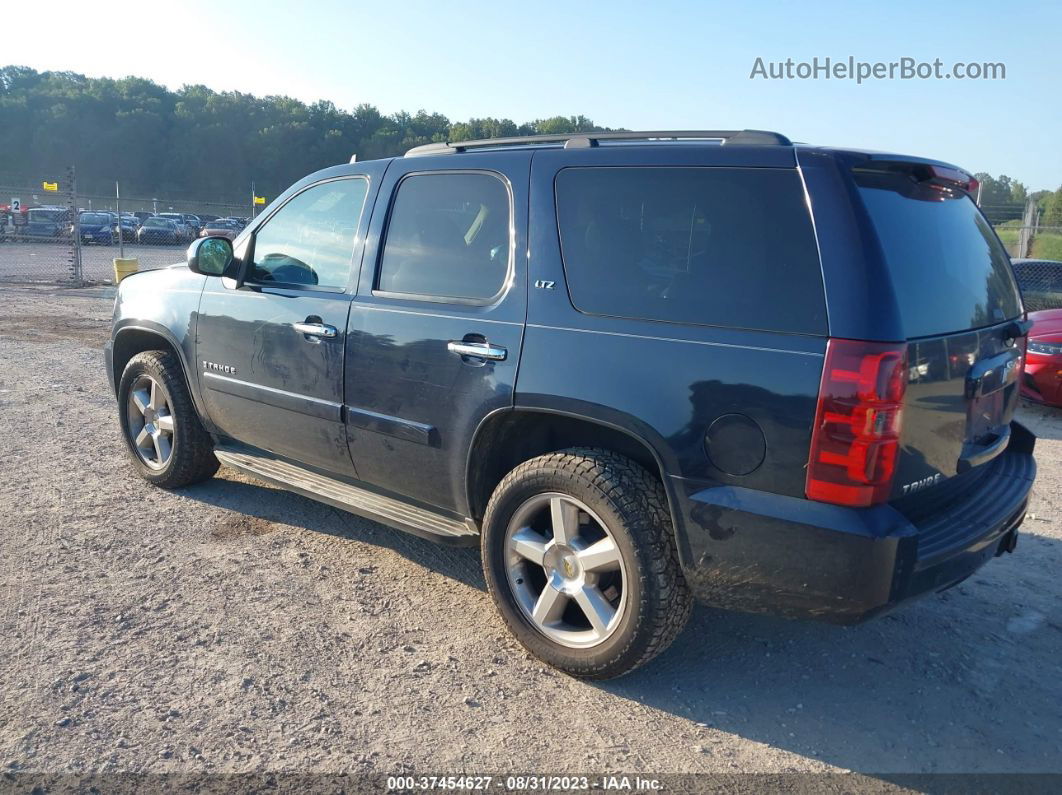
[851,155,978,197]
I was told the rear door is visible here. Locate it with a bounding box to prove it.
[852,169,1026,499]
[344,152,530,514]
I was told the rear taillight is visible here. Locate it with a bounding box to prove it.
[806,338,908,507]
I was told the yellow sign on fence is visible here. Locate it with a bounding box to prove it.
[253,196,266,205]
[42,181,58,192]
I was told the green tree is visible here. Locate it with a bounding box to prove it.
[0,65,609,203]
[1042,187,1062,228]
[974,173,1028,225]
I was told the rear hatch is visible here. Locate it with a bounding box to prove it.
[852,165,1026,509]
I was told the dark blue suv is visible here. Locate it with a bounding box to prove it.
[105,130,1036,678]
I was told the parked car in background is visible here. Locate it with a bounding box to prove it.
[25,206,71,240]
[78,212,119,245]
[137,217,180,245]
[183,214,203,237]
[105,129,1036,679]
[154,213,192,242]
[133,211,153,224]
[1022,309,1062,407]
[118,215,140,242]
[198,218,239,240]
[1011,259,1062,312]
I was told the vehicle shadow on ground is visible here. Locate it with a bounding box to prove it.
[600,530,1062,774]
[184,472,1061,773]
[183,476,487,591]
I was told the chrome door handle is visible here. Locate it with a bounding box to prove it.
[447,340,507,361]
[293,322,337,338]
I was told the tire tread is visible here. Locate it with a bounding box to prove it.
[120,350,218,488]
[483,447,691,679]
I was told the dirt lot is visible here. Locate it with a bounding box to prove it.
[1,284,1060,782]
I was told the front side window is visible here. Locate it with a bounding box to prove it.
[376,172,511,301]
[554,167,826,334]
[250,178,369,289]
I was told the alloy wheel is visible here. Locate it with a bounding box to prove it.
[504,493,628,648]
[126,375,175,470]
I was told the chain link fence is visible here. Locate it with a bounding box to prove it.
[993,223,1062,259]
[990,196,1062,310]
[0,170,253,285]
[1010,247,1062,312]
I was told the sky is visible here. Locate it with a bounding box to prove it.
[8,0,1062,190]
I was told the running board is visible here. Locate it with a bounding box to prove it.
[214,449,478,545]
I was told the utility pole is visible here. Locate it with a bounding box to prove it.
[1018,197,1037,258]
[67,165,83,286]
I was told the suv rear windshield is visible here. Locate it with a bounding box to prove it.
[29,209,63,222]
[555,167,826,334]
[855,171,1022,338]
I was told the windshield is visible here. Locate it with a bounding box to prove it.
[29,209,63,222]
[144,219,170,228]
[81,213,111,225]
[855,171,1023,338]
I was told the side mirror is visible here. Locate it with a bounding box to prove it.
[187,236,233,276]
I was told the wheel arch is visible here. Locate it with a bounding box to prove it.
[111,323,209,423]
[465,406,681,538]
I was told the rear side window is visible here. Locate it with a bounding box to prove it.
[855,173,1022,337]
[554,167,826,334]
[377,172,512,302]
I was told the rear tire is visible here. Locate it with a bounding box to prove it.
[117,350,218,488]
[481,448,691,679]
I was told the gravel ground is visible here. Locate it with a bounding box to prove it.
[1,284,1060,781]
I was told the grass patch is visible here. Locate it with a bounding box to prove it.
[1032,232,1062,261]
[995,227,1019,254]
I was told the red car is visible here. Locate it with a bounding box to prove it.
[1022,308,1062,407]
[198,218,239,240]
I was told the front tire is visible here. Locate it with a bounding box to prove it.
[117,350,218,488]
[481,448,691,679]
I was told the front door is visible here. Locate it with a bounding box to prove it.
[344,153,531,514]
[196,173,376,476]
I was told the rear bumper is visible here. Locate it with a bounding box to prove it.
[671,421,1036,623]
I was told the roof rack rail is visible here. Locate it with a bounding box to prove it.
[404,129,791,157]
